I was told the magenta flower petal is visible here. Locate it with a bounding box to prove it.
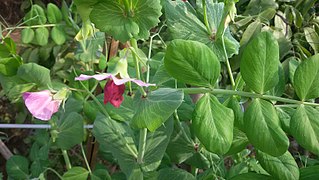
[23,90,61,121]
[104,80,125,108]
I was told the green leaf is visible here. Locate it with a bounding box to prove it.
[164,39,220,87]
[24,5,47,25]
[157,168,195,180]
[47,3,62,23]
[229,172,273,180]
[62,167,89,180]
[293,54,319,100]
[226,128,249,155]
[240,31,280,94]
[290,105,319,155]
[141,118,174,172]
[17,63,51,87]
[256,150,299,180]
[6,155,29,179]
[35,27,49,46]
[90,0,162,42]
[91,168,111,180]
[0,57,22,76]
[131,88,183,131]
[55,112,84,150]
[93,114,138,177]
[167,122,195,163]
[21,28,35,44]
[224,96,244,130]
[244,99,289,156]
[300,165,319,180]
[164,1,239,61]
[51,26,66,45]
[192,94,234,154]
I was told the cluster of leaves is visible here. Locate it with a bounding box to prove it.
[1,0,319,180]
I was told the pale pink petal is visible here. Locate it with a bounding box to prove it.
[74,74,113,81]
[23,90,61,121]
[131,79,156,87]
[75,74,156,87]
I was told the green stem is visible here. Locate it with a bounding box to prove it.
[137,128,147,164]
[130,38,147,97]
[173,111,194,145]
[202,0,212,36]
[221,33,236,88]
[181,88,319,107]
[4,24,58,30]
[123,0,131,14]
[45,168,63,179]
[62,150,72,170]
[80,143,92,174]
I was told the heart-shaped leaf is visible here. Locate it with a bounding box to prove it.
[290,105,319,155]
[192,94,234,154]
[17,63,52,87]
[240,31,279,94]
[6,155,29,179]
[244,98,289,156]
[93,114,138,177]
[293,54,319,101]
[256,150,299,180]
[164,39,220,87]
[90,0,161,42]
[55,112,84,150]
[164,1,239,60]
[131,88,183,131]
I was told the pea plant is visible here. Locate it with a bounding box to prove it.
[1,0,319,179]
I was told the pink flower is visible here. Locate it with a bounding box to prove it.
[23,90,62,121]
[75,73,155,107]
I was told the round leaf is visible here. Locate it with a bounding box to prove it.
[21,28,35,44]
[240,31,279,94]
[164,39,221,87]
[257,150,299,180]
[244,99,289,156]
[51,26,66,45]
[47,3,63,23]
[192,94,234,154]
[90,0,162,42]
[293,54,319,100]
[35,27,49,46]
